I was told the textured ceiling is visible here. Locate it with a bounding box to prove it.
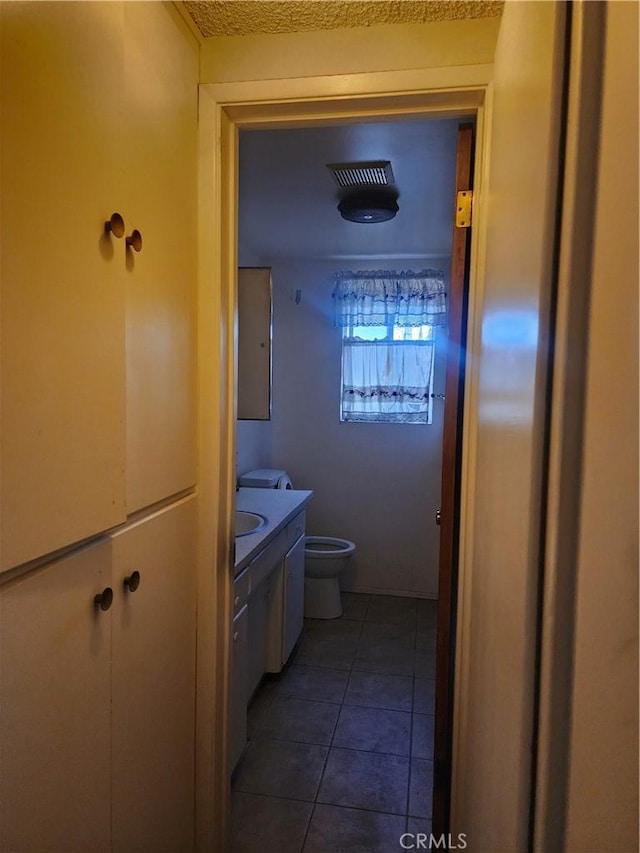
[183,1,503,38]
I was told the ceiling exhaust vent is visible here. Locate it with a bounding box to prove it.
[327,160,394,189]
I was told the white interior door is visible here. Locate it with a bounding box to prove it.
[453,2,567,849]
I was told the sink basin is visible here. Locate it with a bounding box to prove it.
[235,510,267,537]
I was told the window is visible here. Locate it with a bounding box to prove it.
[340,322,436,424]
[333,269,446,425]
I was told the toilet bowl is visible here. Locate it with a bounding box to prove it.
[304,536,356,619]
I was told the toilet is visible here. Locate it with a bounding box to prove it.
[237,468,356,619]
[304,537,355,619]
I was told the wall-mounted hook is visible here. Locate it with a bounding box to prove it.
[104,212,125,238]
[126,229,143,252]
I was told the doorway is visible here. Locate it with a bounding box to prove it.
[236,118,459,601]
[230,116,465,849]
[195,79,486,853]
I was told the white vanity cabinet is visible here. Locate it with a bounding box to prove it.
[230,502,309,774]
[244,512,306,688]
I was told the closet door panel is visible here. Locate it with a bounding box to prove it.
[122,3,198,513]
[0,1,127,569]
[111,496,197,852]
[0,542,112,852]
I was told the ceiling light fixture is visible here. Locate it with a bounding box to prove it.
[337,189,399,224]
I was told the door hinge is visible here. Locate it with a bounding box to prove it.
[456,190,473,228]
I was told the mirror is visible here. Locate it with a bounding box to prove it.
[237,267,272,420]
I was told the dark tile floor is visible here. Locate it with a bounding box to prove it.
[230,592,437,853]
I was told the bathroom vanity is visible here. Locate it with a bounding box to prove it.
[231,487,312,772]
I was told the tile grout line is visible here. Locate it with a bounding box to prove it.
[406,602,419,829]
[233,787,416,820]
[299,801,317,852]
[298,647,352,852]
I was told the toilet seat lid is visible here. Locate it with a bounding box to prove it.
[238,468,287,488]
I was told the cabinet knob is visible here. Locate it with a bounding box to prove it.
[126,229,143,252]
[233,631,239,643]
[234,595,240,607]
[104,212,125,239]
[94,587,113,612]
[123,571,141,592]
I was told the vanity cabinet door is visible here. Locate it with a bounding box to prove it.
[247,577,270,696]
[111,496,197,853]
[122,3,198,514]
[282,534,306,665]
[0,1,127,570]
[0,541,113,853]
[230,603,249,772]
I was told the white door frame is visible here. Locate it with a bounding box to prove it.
[195,66,494,852]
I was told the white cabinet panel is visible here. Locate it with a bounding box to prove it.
[230,604,249,772]
[265,563,284,674]
[122,2,198,513]
[111,497,197,853]
[0,2,127,570]
[283,534,305,665]
[0,1,199,569]
[247,577,270,697]
[0,541,112,852]
[0,498,197,853]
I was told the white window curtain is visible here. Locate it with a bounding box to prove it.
[341,340,435,423]
[332,269,447,328]
[333,270,446,424]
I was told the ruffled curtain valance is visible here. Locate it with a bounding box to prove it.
[332,269,447,327]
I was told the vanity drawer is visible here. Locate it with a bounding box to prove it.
[286,511,306,550]
[233,568,250,614]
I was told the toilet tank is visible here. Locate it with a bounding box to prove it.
[238,468,290,489]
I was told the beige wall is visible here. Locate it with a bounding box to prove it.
[243,257,448,599]
[199,17,500,83]
[564,2,639,848]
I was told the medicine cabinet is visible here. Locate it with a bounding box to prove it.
[237,267,272,420]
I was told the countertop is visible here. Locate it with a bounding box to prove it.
[234,487,313,576]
